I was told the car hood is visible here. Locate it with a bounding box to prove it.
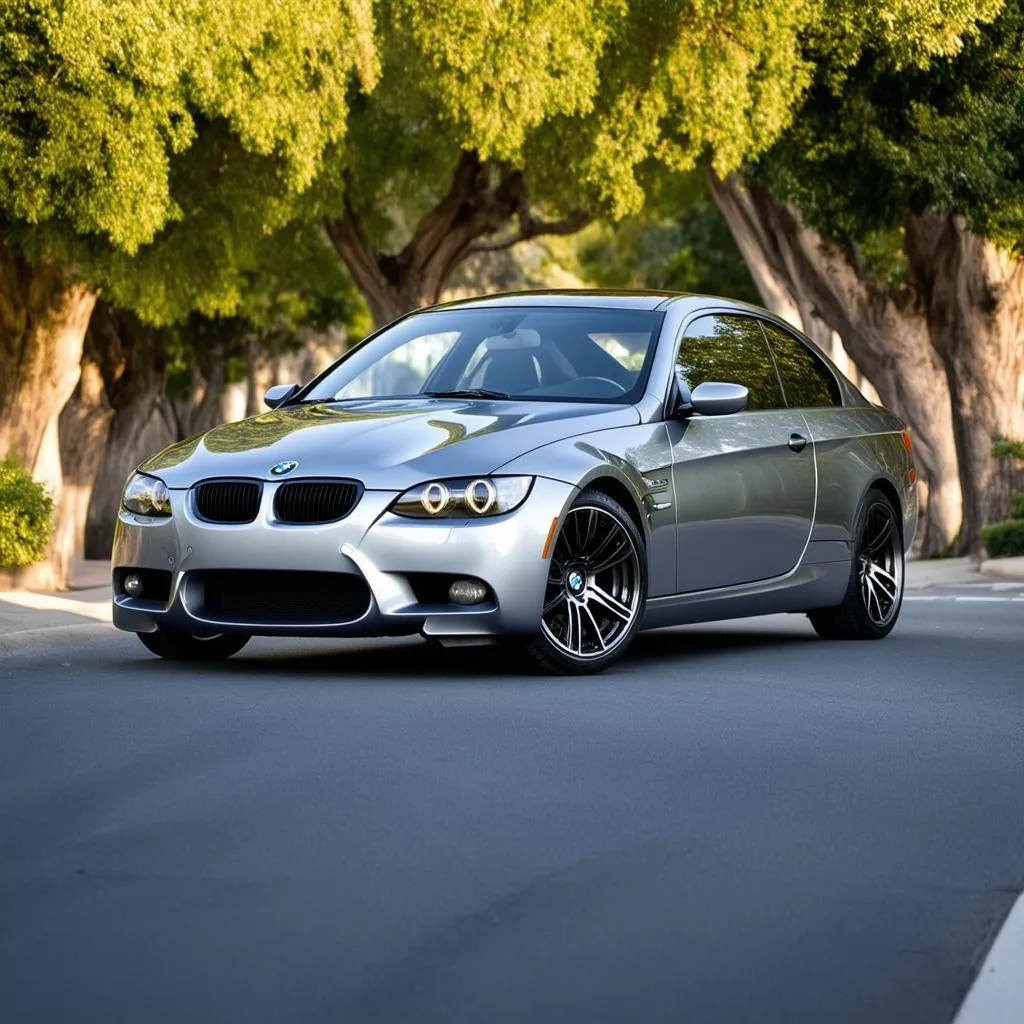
[140,398,640,490]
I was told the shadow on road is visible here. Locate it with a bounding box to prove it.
[104,622,818,682]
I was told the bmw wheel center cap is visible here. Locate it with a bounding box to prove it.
[567,568,586,595]
[270,460,299,476]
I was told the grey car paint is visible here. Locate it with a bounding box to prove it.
[112,291,917,644]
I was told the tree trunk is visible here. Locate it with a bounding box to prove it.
[905,212,1024,554]
[326,151,590,328]
[0,240,98,587]
[709,173,962,555]
[56,353,115,573]
[0,241,98,467]
[84,308,177,559]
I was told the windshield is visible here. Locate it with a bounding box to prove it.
[300,307,665,404]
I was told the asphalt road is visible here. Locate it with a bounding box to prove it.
[2,590,1023,1023]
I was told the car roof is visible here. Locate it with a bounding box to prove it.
[426,289,758,314]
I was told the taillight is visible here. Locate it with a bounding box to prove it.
[902,430,917,483]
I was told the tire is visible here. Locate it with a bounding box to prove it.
[808,487,905,640]
[137,628,250,661]
[516,488,647,674]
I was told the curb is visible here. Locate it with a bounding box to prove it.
[954,892,1024,1024]
[0,622,118,658]
[980,559,1024,582]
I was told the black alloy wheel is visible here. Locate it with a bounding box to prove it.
[809,488,904,640]
[519,489,647,674]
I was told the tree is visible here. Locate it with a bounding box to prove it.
[708,174,963,554]
[726,0,1023,551]
[321,0,833,326]
[318,0,1005,328]
[0,0,375,581]
[574,173,760,301]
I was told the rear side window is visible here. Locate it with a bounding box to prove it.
[678,314,784,411]
[760,321,841,407]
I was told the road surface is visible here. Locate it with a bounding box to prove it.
[2,588,1023,1022]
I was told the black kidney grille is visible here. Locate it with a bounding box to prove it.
[274,480,360,524]
[194,480,262,524]
[191,570,371,625]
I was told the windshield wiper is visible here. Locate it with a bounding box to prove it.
[424,388,512,400]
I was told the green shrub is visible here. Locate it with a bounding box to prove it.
[981,520,1024,559]
[992,438,1024,461]
[0,459,54,568]
[1010,491,1024,521]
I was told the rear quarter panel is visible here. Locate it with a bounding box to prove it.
[803,407,918,560]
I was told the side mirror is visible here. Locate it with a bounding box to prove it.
[263,383,299,410]
[689,381,748,416]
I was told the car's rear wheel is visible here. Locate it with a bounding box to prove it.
[517,489,646,674]
[137,628,250,661]
[808,488,904,640]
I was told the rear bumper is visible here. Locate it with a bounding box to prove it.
[111,477,576,639]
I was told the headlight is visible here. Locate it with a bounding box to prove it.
[122,472,172,517]
[391,477,533,518]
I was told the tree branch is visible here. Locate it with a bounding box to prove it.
[323,189,391,310]
[469,209,592,254]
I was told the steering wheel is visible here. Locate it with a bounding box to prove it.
[573,376,628,396]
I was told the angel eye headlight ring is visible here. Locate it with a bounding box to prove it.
[465,478,497,515]
[392,476,534,518]
[420,481,451,515]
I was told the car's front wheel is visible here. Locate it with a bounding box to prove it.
[517,488,646,674]
[808,487,904,640]
[137,628,250,661]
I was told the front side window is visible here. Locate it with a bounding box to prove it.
[678,314,783,411]
[302,307,665,404]
[760,321,841,407]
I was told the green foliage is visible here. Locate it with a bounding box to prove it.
[754,0,1022,249]
[576,193,760,301]
[0,0,375,256]
[1011,491,1024,520]
[0,0,1008,331]
[980,519,1024,557]
[992,438,1024,461]
[0,458,53,567]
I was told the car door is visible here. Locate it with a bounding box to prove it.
[668,313,816,593]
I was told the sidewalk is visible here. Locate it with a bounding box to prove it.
[0,559,112,637]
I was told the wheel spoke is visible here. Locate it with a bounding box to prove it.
[862,577,877,621]
[565,601,583,654]
[870,568,897,603]
[590,539,631,575]
[587,584,633,622]
[585,522,619,565]
[543,591,566,615]
[864,515,893,554]
[872,562,898,588]
[581,603,607,650]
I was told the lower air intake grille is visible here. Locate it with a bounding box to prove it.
[274,480,360,524]
[194,480,262,524]
[188,570,371,625]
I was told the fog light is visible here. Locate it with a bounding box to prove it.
[448,579,488,605]
[124,573,144,597]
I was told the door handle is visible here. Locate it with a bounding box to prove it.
[788,432,808,453]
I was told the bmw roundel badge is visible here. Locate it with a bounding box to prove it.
[270,460,299,476]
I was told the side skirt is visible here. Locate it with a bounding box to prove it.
[640,560,850,630]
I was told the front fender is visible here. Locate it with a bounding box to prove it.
[494,423,678,598]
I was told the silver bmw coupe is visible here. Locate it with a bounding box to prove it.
[112,291,917,673]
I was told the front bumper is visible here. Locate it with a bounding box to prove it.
[111,477,576,640]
